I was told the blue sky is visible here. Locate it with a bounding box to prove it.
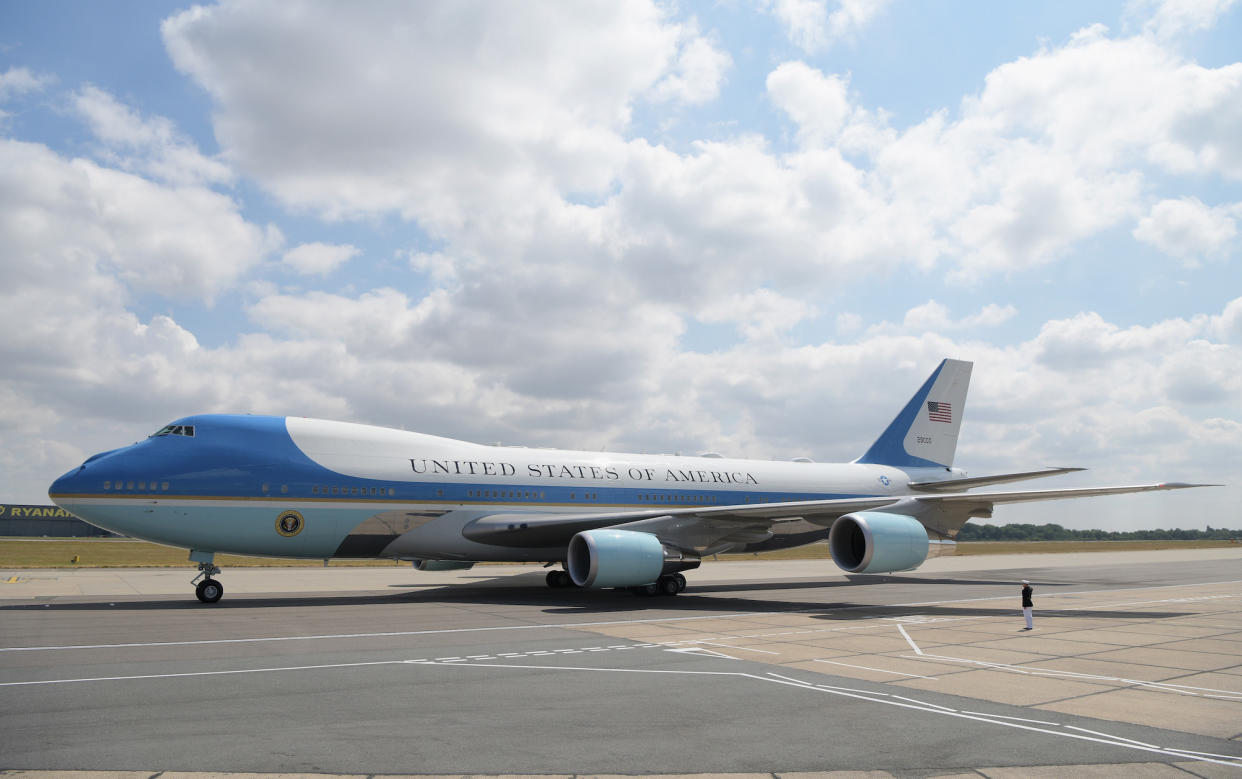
[1,0,1239,530]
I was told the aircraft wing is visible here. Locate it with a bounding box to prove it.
[461,481,1213,553]
[907,467,1086,492]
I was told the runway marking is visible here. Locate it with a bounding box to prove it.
[897,623,923,655]
[891,694,956,712]
[695,641,780,655]
[901,652,1242,699]
[1064,725,1160,749]
[960,710,1061,726]
[393,660,1242,768]
[0,659,408,687]
[4,578,1238,654]
[812,658,938,680]
[667,647,740,660]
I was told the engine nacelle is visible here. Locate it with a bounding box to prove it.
[828,511,943,574]
[413,559,476,571]
[568,528,667,588]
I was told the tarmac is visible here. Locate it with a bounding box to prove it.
[1,547,1240,777]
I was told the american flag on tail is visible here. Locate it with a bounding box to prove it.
[927,401,952,423]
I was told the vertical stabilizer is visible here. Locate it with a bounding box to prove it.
[854,359,972,468]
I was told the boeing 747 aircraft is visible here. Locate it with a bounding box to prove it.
[48,359,1207,603]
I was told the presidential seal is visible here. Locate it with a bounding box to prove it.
[276,509,305,537]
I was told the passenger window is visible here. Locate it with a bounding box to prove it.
[103,481,111,490]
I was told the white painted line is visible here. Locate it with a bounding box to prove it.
[891,695,955,712]
[764,671,820,688]
[812,682,889,696]
[0,659,407,687]
[904,653,1032,674]
[905,652,1242,699]
[897,623,922,655]
[1064,726,1161,749]
[696,641,780,655]
[1161,747,1242,760]
[0,611,780,653]
[959,711,1062,726]
[666,646,740,661]
[812,658,938,680]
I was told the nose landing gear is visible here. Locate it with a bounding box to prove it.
[190,551,223,604]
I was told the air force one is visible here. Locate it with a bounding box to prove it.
[48,359,1209,603]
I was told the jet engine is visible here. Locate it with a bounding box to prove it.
[828,511,953,574]
[567,528,698,588]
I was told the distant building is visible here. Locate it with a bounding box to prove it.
[0,504,120,537]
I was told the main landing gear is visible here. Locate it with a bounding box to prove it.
[630,573,686,597]
[545,569,574,588]
[190,551,223,604]
[542,568,688,595]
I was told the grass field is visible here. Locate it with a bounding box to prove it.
[0,537,1237,568]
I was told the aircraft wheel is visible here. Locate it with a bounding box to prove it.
[673,572,687,592]
[546,570,572,588]
[658,576,680,596]
[195,578,223,604]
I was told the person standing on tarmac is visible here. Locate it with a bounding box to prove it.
[1021,580,1034,630]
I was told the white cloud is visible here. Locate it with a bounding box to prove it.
[766,62,853,147]
[960,25,1242,179]
[649,29,732,105]
[1132,0,1241,40]
[901,301,1018,332]
[162,1,702,224]
[769,0,892,53]
[0,138,277,308]
[281,242,360,276]
[1207,296,1242,343]
[1133,197,1238,265]
[72,86,233,186]
[699,289,819,342]
[0,66,53,102]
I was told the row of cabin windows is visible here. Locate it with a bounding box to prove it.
[468,489,546,500]
[312,485,396,497]
[103,480,168,491]
[640,494,719,503]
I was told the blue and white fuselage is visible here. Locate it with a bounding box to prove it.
[48,359,1207,602]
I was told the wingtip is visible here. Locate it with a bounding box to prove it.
[1159,482,1225,489]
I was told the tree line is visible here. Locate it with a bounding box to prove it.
[957,523,1242,542]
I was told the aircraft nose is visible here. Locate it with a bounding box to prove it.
[48,464,88,502]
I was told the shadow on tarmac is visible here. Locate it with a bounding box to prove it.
[0,569,1189,623]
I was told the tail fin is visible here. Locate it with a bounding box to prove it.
[855,359,972,468]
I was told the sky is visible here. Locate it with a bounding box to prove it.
[1,0,1239,531]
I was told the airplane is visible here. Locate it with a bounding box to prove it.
[47,359,1210,603]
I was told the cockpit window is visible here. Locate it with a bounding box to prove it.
[152,424,195,438]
